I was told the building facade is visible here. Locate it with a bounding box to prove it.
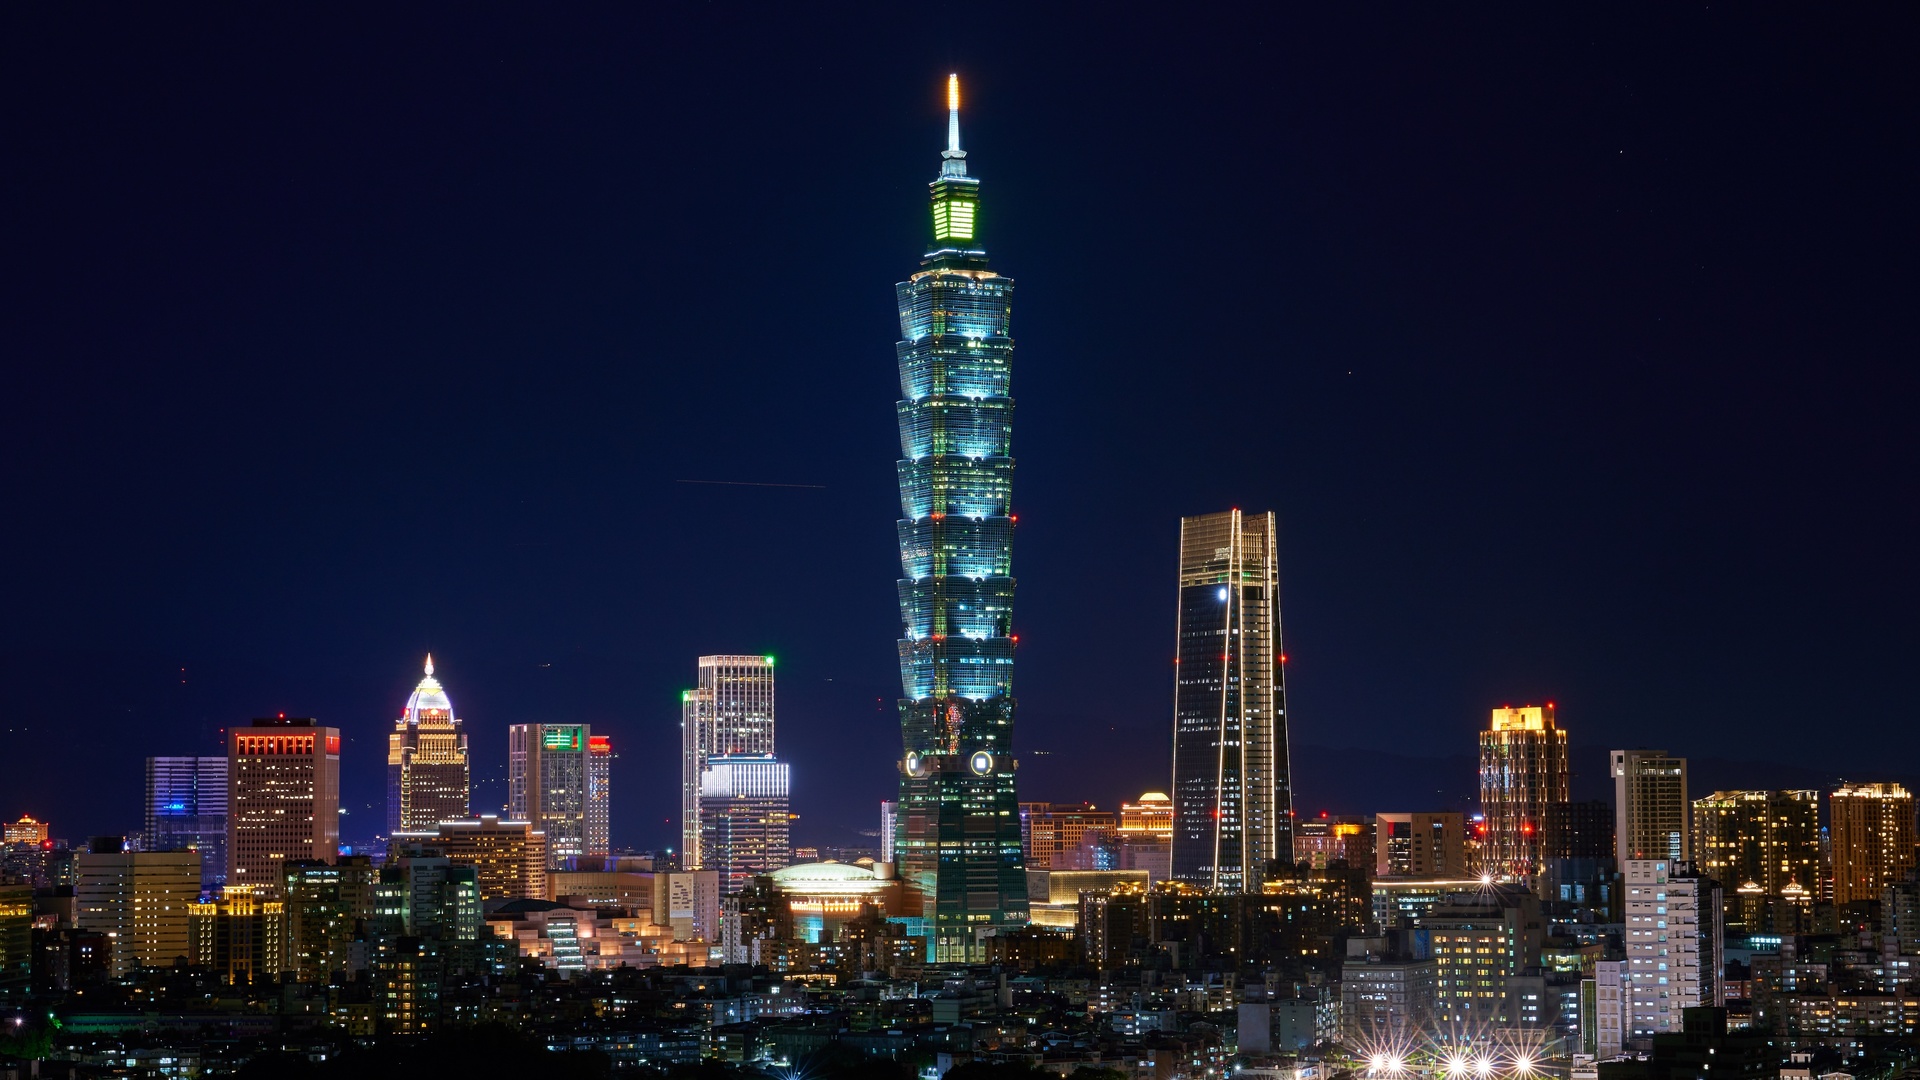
[508,723,589,869]
[390,815,547,902]
[1425,886,1545,1031]
[587,735,613,858]
[1375,812,1467,878]
[187,885,284,984]
[228,717,341,898]
[1830,782,1917,906]
[1692,790,1820,896]
[386,655,470,835]
[1020,803,1117,871]
[1170,509,1291,893]
[73,843,202,976]
[144,755,228,895]
[1613,749,1690,863]
[696,754,792,894]
[890,75,1028,961]
[681,655,775,867]
[1621,859,1720,1049]
[1478,705,1569,879]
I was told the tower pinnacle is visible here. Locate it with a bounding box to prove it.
[424,652,434,677]
[941,74,967,178]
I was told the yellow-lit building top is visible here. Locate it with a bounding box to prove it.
[1489,705,1557,732]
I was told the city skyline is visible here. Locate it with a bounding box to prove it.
[4,9,1915,857]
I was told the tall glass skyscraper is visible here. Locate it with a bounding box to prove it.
[1170,509,1293,893]
[507,723,589,870]
[891,75,1028,961]
[681,655,776,868]
[144,755,228,895]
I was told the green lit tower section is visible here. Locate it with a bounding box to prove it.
[892,74,1027,963]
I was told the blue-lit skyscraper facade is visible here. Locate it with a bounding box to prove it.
[145,756,228,895]
[1169,509,1293,892]
[892,76,1028,962]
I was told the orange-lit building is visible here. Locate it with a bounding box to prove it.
[390,815,547,902]
[228,717,341,898]
[1119,793,1174,838]
[1020,803,1116,870]
[1830,782,1916,906]
[3,816,48,846]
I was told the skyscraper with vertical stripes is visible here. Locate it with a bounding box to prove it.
[1169,509,1293,892]
[891,75,1028,961]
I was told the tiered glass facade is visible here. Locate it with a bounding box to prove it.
[891,76,1028,962]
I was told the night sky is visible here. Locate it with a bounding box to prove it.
[4,8,1915,851]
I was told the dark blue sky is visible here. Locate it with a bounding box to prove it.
[3,7,1915,850]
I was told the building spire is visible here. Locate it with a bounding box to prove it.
[941,74,968,178]
[424,652,434,677]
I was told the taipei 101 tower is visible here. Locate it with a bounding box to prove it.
[890,75,1028,962]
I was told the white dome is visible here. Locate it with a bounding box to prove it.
[402,654,458,726]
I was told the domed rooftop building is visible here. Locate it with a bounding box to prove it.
[768,860,902,943]
[387,654,471,835]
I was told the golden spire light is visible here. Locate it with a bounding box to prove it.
[946,73,962,155]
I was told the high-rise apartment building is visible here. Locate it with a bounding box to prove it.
[1692,790,1820,895]
[144,756,228,895]
[1829,782,1917,906]
[1478,705,1569,879]
[880,801,897,864]
[681,656,775,868]
[228,717,341,897]
[1425,886,1545,1030]
[1375,812,1467,878]
[1612,749,1690,863]
[386,655,469,835]
[282,857,378,984]
[73,841,201,976]
[696,755,791,894]
[1620,859,1720,1048]
[889,75,1029,961]
[391,815,548,902]
[508,723,589,869]
[1170,509,1291,893]
[587,735,613,858]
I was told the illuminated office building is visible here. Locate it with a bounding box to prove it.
[1119,793,1175,839]
[697,754,792,894]
[144,756,228,894]
[187,885,284,984]
[1020,803,1115,871]
[682,655,775,867]
[1170,508,1291,893]
[1829,782,1916,905]
[1612,748,1690,863]
[880,801,898,863]
[890,75,1029,960]
[386,655,470,835]
[3,817,48,846]
[1478,705,1569,879]
[1692,790,1820,896]
[73,840,201,976]
[392,815,548,902]
[228,717,341,897]
[587,735,613,857]
[508,723,589,870]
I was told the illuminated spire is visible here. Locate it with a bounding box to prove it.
[947,74,961,155]
[941,73,968,178]
[424,652,435,677]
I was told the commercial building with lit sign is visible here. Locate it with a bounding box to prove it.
[227,716,341,898]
